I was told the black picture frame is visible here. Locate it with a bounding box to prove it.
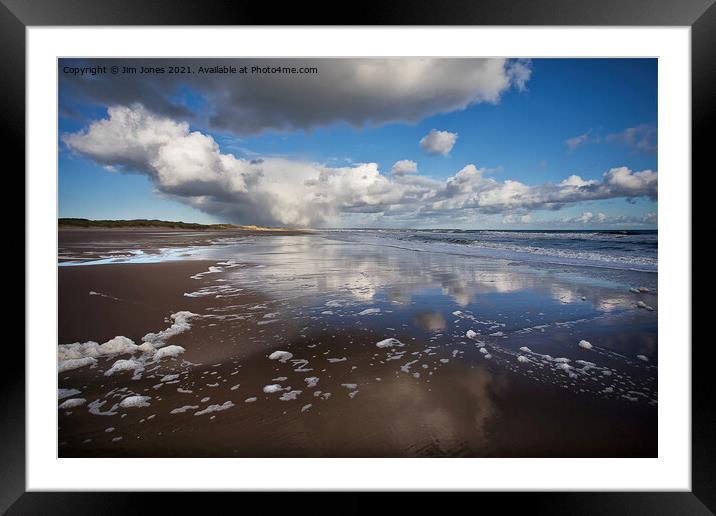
[4,0,710,513]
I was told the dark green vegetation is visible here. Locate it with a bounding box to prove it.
[59,218,238,230]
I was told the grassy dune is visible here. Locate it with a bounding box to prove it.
[58,218,290,231]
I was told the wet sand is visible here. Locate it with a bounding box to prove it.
[58,230,657,457]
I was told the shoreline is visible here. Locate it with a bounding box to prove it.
[58,231,658,458]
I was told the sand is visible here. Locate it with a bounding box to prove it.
[57,230,657,458]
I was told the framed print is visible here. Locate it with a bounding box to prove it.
[5,0,711,512]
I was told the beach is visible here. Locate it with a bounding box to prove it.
[58,228,658,457]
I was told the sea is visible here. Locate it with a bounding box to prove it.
[323,229,657,273]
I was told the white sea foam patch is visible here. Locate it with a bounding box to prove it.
[58,357,98,373]
[58,336,139,372]
[268,351,293,363]
[88,399,119,416]
[357,308,381,316]
[304,377,319,388]
[195,401,234,416]
[376,338,404,348]
[104,358,143,376]
[636,300,655,311]
[154,345,186,361]
[170,405,199,414]
[89,290,121,301]
[263,384,285,394]
[119,395,151,408]
[58,388,81,400]
[578,340,593,350]
[58,398,86,409]
[279,390,302,401]
[142,311,199,346]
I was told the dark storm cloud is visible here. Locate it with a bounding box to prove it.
[60,58,532,135]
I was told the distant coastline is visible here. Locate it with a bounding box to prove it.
[58,218,304,232]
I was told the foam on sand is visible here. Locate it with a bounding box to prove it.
[263,384,285,393]
[104,358,143,376]
[268,350,293,363]
[58,336,137,361]
[58,398,86,409]
[58,388,81,400]
[304,377,319,388]
[142,311,199,346]
[58,357,97,373]
[279,390,303,401]
[88,399,118,416]
[97,336,139,355]
[154,345,186,360]
[119,395,151,408]
[137,342,155,353]
[578,340,593,350]
[301,403,312,412]
[636,301,655,311]
[170,405,199,414]
[194,401,234,416]
[376,338,404,348]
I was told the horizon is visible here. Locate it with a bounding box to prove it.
[59,58,657,230]
[58,216,657,232]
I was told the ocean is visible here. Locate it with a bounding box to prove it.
[323,229,657,272]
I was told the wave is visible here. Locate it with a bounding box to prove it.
[324,229,657,272]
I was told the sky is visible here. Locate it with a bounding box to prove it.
[58,58,657,229]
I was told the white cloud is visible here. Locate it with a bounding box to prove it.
[603,166,658,198]
[606,124,657,154]
[420,129,458,156]
[561,211,656,226]
[391,160,418,176]
[565,129,592,151]
[559,175,598,188]
[503,213,533,224]
[64,105,658,227]
[576,212,594,223]
[506,59,532,92]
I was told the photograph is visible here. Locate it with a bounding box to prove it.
[56,57,659,458]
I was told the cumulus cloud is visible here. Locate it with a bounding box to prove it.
[420,130,458,156]
[606,124,657,154]
[503,213,533,224]
[63,105,658,227]
[559,174,598,188]
[506,59,532,92]
[60,58,532,136]
[562,211,656,226]
[391,160,418,176]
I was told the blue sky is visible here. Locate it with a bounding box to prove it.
[59,58,657,228]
